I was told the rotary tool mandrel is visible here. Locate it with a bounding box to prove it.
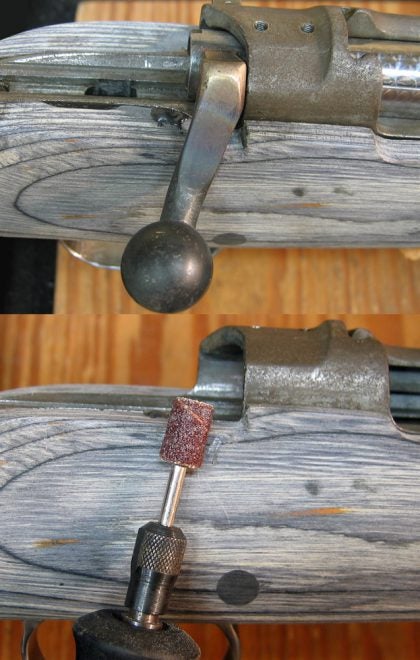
[125,396,214,631]
[74,396,213,658]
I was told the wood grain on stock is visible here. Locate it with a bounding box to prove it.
[49,0,420,313]
[0,313,420,659]
[1,405,420,617]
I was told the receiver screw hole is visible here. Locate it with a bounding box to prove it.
[301,22,315,33]
[254,20,269,31]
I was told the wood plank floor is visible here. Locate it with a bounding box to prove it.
[55,246,420,314]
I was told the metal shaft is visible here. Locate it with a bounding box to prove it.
[349,40,420,120]
[159,51,246,229]
[159,464,187,527]
[380,51,420,122]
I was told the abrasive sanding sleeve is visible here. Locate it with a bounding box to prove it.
[160,397,214,469]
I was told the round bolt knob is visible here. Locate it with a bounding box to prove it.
[121,222,213,313]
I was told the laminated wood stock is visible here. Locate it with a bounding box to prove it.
[0,389,419,622]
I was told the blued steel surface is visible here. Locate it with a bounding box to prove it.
[197,321,390,414]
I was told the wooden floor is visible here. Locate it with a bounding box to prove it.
[2,0,420,658]
[55,246,420,314]
[2,619,420,660]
